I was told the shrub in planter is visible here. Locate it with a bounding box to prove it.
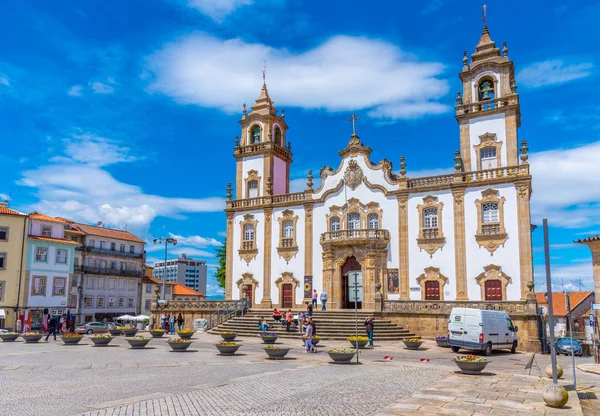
[108,328,123,336]
[121,327,138,337]
[176,329,195,339]
[263,345,291,359]
[0,332,19,342]
[348,336,369,348]
[452,355,491,374]
[328,347,357,363]
[435,336,450,348]
[90,334,113,347]
[215,341,240,355]
[168,338,192,352]
[403,338,423,350]
[126,336,151,349]
[220,331,237,341]
[21,332,44,343]
[260,332,278,344]
[61,333,84,345]
[149,329,166,338]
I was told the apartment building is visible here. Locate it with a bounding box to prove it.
[152,253,207,294]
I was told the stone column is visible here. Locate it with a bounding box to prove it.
[577,239,600,324]
[225,212,234,300]
[322,250,336,309]
[363,253,376,310]
[452,186,468,301]
[304,204,314,304]
[397,193,410,300]
[516,181,534,300]
[261,208,273,308]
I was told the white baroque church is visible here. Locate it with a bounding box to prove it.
[224,25,533,310]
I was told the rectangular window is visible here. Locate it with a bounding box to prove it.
[128,280,135,291]
[118,297,125,308]
[111,261,117,270]
[86,277,96,290]
[128,297,134,308]
[98,278,106,290]
[55,249,67,264]
[0,227,8,241]
[53,277,66,296]
[97,296,105,308]
[99,241,106,249]
[129,245,135,253]
[111,242,116,251]
[120,244,125,252]
[41,225,52,237]
[248,180,258,198]
[145,284,151,293]
[88,239,95,248]
[74,257,79,267]
[71,236,78,242]
[166,286,172,295]
[108,297,115,308]
[0,281,4,301]
[121,262,127,271]
[109,279,116,290]
[144,299,151,311]
[119,279,126,290]
[35,247,48,262]
[0,253,5,270]
[32,276,46,296]
[84,296,94,308]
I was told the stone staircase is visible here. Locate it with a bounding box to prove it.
[207,310,415,340]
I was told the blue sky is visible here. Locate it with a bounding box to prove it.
[1,0,598,296]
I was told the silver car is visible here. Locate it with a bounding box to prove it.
[75,322,109,334]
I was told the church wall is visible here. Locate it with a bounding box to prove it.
[407,191,457,300]
[468,113,507,170]
[273,157,287,195]
[231,210,265,304]
[464,183,521,301]
[241,155,264,198]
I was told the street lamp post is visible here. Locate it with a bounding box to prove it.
[153,237,177,300]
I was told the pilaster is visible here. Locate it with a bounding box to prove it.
[261,207,273,308]
[515,180,533,300]
[304,203,314,304]
[225,212,234,300]
[397,193,410,300]
[452,186,468,301]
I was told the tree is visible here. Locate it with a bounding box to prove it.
[214,238,227,289]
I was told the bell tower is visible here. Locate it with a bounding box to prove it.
[455,22,520,172]
[234,77,292,199]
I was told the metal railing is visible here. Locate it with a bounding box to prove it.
[79,246,144,259]
[320,229,390,243]
[206,298,249,330]
[77,265,144,278]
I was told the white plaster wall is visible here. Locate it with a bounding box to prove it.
[231,210,265,303]
[407,190,457,301]
[468,113,507,171]
[270,206,305,305]
[26,272,71,308]
[273,157,287,195]
[241,156,264,199]
[464,184,521,301]
[30,221,64,238]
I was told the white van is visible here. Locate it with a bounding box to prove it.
[448,308,518,356]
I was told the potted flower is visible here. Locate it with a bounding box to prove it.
[452,355,491,374]
[168,338,192,352]
[328,347,357,363]
[126,336,151,349]
[263,345,291,359]
[109,327,124,336]
[90,334,113,347]
[121,326,138,337]
[215,341,240,355]
[435,336,450,348]
[260,332,278,344]
[403,337,423,350]
[176,329,195,339]
[300,335,320,346]
[220,331,237,341]
[149,328,166,338]
[348,336,369,349]
[61,333,84,345]
[21,332,43,343]
[0,332,20,342]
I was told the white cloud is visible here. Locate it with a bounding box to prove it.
[89,81,114,94]
[146,34,450,120]
[186,0,253,22]
[421,0,451,15]
[168,233,222,247]
[68,85,84,96]
[289,178,307,193]
[518,59,593,88]
[0,75,10,87]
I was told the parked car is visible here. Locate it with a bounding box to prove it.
[104,322,119,330]
[548,337,583,356]
[75,322,109,334]
[448,307,518,356]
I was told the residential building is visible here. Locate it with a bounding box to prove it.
[0,202,27,330]
[153,254,207,294]
[141,276,205,315]
[23,213,80,331]
[535,291,595,338]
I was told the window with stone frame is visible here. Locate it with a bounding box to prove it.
[52,277,66,296]
[244,169,261,199]
[35,247,48,262]
[274,126,283,146]
[128,297,135,308]
[347,213,360,230]
[248,180,258,198]
[475,189,507,254]
[0,227,8,241]
[119,279,126,291]
[118,297,125,308]
[55,249,67,264]
[277,210,299,262]
[239,214,259,263]
[98,278,105,290]
[330,216,340,232]
[97,296,105,308]
[416,196,445,257]
[85,296,94,308]
[480,147,498,169]
[128,279,135,291]
[367,213,379,229]
[243,224,255,246]
[32,276,46,296]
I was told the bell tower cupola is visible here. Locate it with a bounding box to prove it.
[234,74,292,199]
[455,14,521,172]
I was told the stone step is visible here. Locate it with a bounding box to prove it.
[205,330,415,341]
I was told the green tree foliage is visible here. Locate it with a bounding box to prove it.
[215,238,227,289]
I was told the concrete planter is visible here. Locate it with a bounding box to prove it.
[435,338,450,348]
[168,341,192,351]
[22,334,44,343]
[177,331,195,339]
[149,331,165,338]
[328,352,356,363]
[61,336,83,345]
[122,329,138,337]
[0,333,19,342]
[452,359,491,374]
[263,347,291,359]
[403,341,423,350]
[108,329,122,337]
[90,337,113,347]
[348,339,369,349]
[126,338,150,349]
[215,344,240,355]
[220,333,237,341]
[261,335,278,344]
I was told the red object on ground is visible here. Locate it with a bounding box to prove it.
[419,358,430,363]
[383,356,394,361]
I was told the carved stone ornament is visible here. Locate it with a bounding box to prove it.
[344,160,364,190]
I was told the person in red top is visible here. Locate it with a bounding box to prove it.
[284,309,293,332]
[272,308,283,323]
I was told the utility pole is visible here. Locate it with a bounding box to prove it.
[566,292,577,389]
[544,219,559,384]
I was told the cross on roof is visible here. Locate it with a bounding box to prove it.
[348,113,360,137]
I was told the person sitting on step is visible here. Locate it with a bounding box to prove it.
[272,308,283,323]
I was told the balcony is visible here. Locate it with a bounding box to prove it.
[76,266,144,278]
[78,246,144,259]
[320,229,390,248]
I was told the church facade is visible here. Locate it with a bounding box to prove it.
[224,25,533,310]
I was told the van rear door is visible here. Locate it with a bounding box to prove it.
[449,309,466,347]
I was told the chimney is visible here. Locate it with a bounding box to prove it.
[97,221,103,228]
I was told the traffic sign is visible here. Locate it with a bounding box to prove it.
[348,271,363,302]
[592,304,600,310]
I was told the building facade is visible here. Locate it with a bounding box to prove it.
[0,203,27,330]
[141,276,205,316]
[153,254,207,294]
[225,25,533,310]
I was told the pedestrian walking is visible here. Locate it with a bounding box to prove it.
[305,301,313,318]
[311,289,318,308]
[45,314,57,341]
[177,313,184,331]
[304,317,316,353]
[160,313,166,330]
[285,309,293,332]
[169,313,175,334]
[364,316,375,347]
[320,290,328,311]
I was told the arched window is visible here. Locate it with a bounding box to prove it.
[243,224,255,241]
[347,213,361,230]
[274,127,282,146]
[247,180,258,198]
[478,79,495,101]
[282,220,294,238]
[251,125,261,144]
[330,217,340,232]
[423,208,438,229]
[367,213,379,229]
[480,147,497,169]
[482,203,499,224]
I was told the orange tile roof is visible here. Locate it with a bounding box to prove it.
[143,276,163,285]
[169,281,205,297]
[64,228,86,236]
[73,223,145,243]
[28,213,68,224]
[0,205,25,216]
[28,235,81,246]
[535,291,594,317]
[575,235,600,244]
